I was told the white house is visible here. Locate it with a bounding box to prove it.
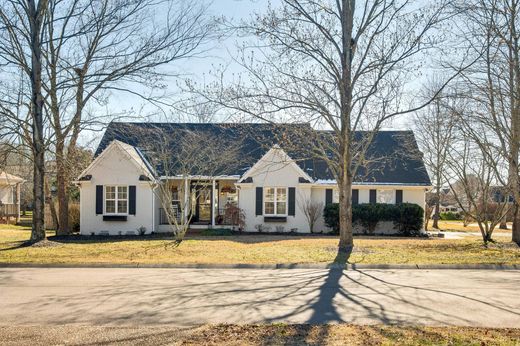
[76,122,432,235]
[0,171,23,224]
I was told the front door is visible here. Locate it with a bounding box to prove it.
[190,183,215,224]
[197,188,212,223]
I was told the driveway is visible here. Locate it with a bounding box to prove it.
[1,268,519,328]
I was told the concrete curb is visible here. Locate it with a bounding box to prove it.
[0,262,519,270]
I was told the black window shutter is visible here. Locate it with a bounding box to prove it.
[288,187,296,216]
[255,187,263,216]
[129,186,136,215]
[396,190,403,204]
[369,189,377,204]
[352,189,359,205]
[325,189,333,205]
[95,185,103,215]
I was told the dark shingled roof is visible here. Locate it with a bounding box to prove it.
[95,122,431,186]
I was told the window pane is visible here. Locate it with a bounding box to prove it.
[377,190,394,204]
[106,186,116,199]
[276,188,287,202]
[265,201,275,214]
[118,186,127,199]
[265,188,275,202]
[277,202,287,215]
[106,200,116,213]
[118,200,128,214]
[172,189,179,201]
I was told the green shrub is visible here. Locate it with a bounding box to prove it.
[440,212,461,220]
[392,203,424,236]
[200,228,235,236]
[323,203,340,234]
[353,203,393,235]
[323,202,424,236]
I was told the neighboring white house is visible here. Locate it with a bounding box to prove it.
[0,171,24,224]
[76,122,432,235]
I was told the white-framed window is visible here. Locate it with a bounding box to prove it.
[377,189,394,204]
[105,186,128,214]
[264,187,288,216]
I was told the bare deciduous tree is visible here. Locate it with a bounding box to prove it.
[444,127,511,245]
[40,0,215,235]
[413,83,457,230]
[194,0,462,252]
[0,0,49,241]
[453,0,520,244]
[119,124,245,243]
[298,194,323,233]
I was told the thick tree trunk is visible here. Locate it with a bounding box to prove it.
[509,0,520,245]
[55,143,69,235]
[338,137,354,251]
[28,0,46,242]
[511,94,520,244]
[513,206,520,244]
[432,198,440,229]
[511,137,520,243]
[432,172,441,229]
[44,178,59,230]
[338,173,353,251]
[337,0,355,253]
[499,216,508,230]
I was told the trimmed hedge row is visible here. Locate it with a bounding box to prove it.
[323,203,424,236]
[440,211,462,220]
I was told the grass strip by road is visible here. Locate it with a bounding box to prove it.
[0,324,519,345]
[1,225,519,266]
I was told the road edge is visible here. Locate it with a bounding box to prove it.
[0,262,518,270]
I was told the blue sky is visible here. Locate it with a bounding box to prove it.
[84,0,268,147]
[102,0,267,121]
[84,0,417,148]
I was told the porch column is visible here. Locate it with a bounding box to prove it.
[183,178,189,223]
[16,183,20,223]
[211,179,216,228]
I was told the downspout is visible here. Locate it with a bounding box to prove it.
[151,181,158,234]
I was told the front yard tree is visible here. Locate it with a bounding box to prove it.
[0,0,49,242]
[299,195,323,234]
[444,126,511,245]
[120,124,244,243]
[40,0,215,235]
[413,83,457,230]
[197,0,457,252]
[453,0,520,244]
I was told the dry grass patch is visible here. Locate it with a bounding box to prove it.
[0,228,519,265]
[188,324,520,346]
[428,220,513,233]
[0,324,519,346]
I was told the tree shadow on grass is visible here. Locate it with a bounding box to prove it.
[0,240,33,252]
[45,233,342,245]
[44,233,434,245]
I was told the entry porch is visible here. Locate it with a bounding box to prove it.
[0,172,23,224]
[158,177,241,230]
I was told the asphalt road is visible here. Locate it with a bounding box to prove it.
[1,268,519,328]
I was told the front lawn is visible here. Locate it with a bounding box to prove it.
[1,324,519,346]
[1,226,519,265]
[428,220,513,233]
